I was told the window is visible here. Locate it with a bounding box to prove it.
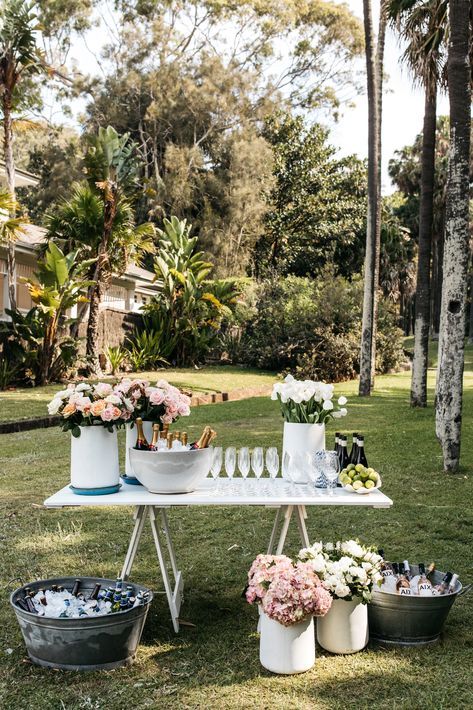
[16,263,34,311]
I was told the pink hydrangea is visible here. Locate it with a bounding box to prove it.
[246,555,332,626]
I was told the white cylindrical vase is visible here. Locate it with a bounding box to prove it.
[259,612,315,674]
[70,426,119,490]
[125,421,153,476]
[282,422,325,478]
[316,597,368,654]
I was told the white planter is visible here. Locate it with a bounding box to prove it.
[125,421,153,476]
[70,426,119,489]
[259,612,315,674]
[282,422,325,479]
[316,597,368,654]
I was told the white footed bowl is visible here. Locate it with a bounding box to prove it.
[129,448,212,494]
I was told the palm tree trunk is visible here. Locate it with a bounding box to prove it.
[435,0,471,473]
[411,87,437,407]
[2,87,17,311]
[359,0,382,396]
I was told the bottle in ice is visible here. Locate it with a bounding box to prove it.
[417,563,433,596]
[396,563,412,596]
[150,424,160,451]
[134,418,150,450]
[190,426,213,450]
[434,571,453,595]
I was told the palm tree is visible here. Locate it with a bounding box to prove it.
[0,0,43,309]
[435,0,471,472]
[81,126,154,375]
[359,0,387,396]
[45,180,155,343]
[389,0,447,408]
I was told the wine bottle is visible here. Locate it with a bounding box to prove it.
[417,563,433,596]
[349,433,359,463]
[190,426,212,450]
[434,572,453,595]
[71,578,81,596]
[134,418,150,450]
[150,424,160,451]
[89,583,101,601]
[448,573,459,593]
[402,560,412,582]
[378,550,396,592]
[339,435,350,469]
[355,435,368,467]
[396,563,412,596]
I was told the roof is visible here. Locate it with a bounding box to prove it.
[0,161,39,188]
[125,263,156,282]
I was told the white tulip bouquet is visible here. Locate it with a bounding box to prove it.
[271,374,348,424]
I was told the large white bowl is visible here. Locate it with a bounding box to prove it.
[129,448,212,494]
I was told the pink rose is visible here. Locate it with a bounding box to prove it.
[100,406,115,422]
[149,388,165,406]
[178,404,190,417]
[75,396,92,413]
[161,414,173,425]
[94,382,113,398]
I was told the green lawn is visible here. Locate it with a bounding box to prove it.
[0,366,276,423]
[1,354,473,709]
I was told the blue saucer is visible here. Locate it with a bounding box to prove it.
[121,475,143,486]
[69,483,122,496]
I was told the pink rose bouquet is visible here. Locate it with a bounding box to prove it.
[114,377,191,427]
[48,382,135,437]
[246,554,332,626]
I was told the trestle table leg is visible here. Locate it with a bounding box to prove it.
[294,505,310,548]
[149,506,183,634]
[120,505,148,581]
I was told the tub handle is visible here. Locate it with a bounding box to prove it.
[458,583,472,597]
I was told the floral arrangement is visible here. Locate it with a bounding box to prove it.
[114,378,191,426]
[298,540,383,603]
[271,374,348,424]
[48,378,191,437]
[48,382,134,436]
[246,554,332,626]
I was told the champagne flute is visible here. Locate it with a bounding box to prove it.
[282,451,293,494]
[225,446,236,493]
[251,447,264,488]
[210,446,222,493]
[265,448,279,480]
[238,447,250,490]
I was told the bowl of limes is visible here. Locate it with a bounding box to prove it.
[339,463,381,494]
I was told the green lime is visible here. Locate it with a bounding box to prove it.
[355,464,364,473]
[347,464,356,471]
[352,480,363,490]
[364,480,375,489]
[368,472,378,482]
[360,471,369,480]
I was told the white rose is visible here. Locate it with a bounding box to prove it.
[48,398,63,415]
[322,399,333,411]
[105,394,121,405]
[76,383,92,392]
[342,540,364,558]
[334,583,351,598]
[338,396,347,406]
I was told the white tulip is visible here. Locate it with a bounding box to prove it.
[338,396,347,406]
[340,407,348,416]
[322,399,333,411]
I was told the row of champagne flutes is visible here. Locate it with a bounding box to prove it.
[208,447,340,495]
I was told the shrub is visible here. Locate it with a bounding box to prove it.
[242,272,404,381]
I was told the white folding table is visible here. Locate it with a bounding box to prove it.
[44,479,393,632]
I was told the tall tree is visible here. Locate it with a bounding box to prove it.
[0,0,43,309]
[359,0,387,397]
[389,0,447,407]
[82,126,154,375]
[435,0,471,472]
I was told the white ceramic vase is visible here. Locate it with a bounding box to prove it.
[282,422,325,479]
[70,426,119,489]
[259,612,315,674]
[125,421,153,476]
[316,597,368,654]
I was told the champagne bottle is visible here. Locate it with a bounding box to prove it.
[150,424,160,451]
[349,433,359,464]
[190,426,212,450]
[339,435,350,469]
[167,433,174,449]
[181,432,188,447]
[417,563,433,596]
[134,418,150,450]
[355,435,368,467]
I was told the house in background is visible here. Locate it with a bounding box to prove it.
[0,161,159,349]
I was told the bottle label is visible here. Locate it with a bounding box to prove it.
[418,582,432,596]
[399,587,412,596]
[381,569,393,578]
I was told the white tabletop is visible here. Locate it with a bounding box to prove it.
[43,478,393,509]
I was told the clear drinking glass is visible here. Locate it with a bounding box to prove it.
[210,446,222,491]
[225,447,236,488]
[251,447,264,483]
[288,451,311,485]
[238,447,250,483]
[322,451,340,495]
[265,447,279,480]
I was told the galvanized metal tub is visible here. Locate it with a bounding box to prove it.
[369,566,467,646]
[10,577,153,671]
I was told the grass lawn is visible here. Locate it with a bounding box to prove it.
[1,351,473,709]
[0,366,276,423]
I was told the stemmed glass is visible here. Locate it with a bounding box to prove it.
[210,446,222,493]
[238,447,250,490]
[265,448,279,480]
[322,451,340,496]
[251,447,264,485]
[225,447,236,494]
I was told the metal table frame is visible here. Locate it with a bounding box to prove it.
[44,479,393,633]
